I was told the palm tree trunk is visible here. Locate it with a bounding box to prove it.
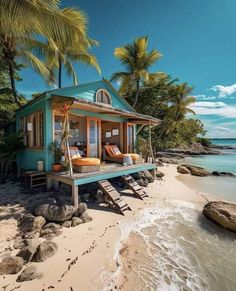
[132,80,140,108]
[58,57,62,88]
[8,58,20,106]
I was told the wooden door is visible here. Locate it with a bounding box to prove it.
[87,117,101,159]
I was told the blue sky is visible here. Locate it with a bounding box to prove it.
[18,0,236,138]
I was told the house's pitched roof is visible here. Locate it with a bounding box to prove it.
[48,79,135,112]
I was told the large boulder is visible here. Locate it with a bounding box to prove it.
[0,256,24,275]
[34,204,76,222]
[203,201,236,232]
[16,265,43,282]
[19,214,46,233]
[177,165,190,174]
[182,165,211,177]
[33,241,58,262]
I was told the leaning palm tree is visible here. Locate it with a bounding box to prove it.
[39,9,101,88]
[0,2,96,104]
[110,36,162,108]
[0,1,87,47]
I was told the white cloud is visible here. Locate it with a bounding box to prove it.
[215,126,231,132]
[195,94,217,101]
[190,101,236,118]
[210,83,236,97]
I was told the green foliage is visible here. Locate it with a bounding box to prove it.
[48,140,63,164]
[196,137,212,147]
[0,131,25,154]
[154,119,206,150]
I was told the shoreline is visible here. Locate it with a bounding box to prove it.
[0,165,223,290]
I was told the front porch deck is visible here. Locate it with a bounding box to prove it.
[47,163,156,207]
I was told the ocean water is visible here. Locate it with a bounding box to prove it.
[185,139,236,173]
[105,201,236,291]
[181,139,236,200]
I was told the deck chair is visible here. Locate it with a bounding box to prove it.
[68,147,101,173]
[103,145,143,164]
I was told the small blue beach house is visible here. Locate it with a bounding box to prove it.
[16,79,158,172]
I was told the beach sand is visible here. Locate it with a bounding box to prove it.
[0,165,215,291]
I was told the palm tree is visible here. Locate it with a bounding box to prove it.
[110,36,162,108]
[0,1,98,104]
[166,83,196,121]
[159,83,196,137]
[0,35,52,105]
[39,9,101,88]
[0,1,87,47]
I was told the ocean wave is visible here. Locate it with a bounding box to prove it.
[102,200,236,291]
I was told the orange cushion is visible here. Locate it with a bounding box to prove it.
[72,158,100,166]
[105,145,116,157]
[115,153,140,160]
[104,145,139,159]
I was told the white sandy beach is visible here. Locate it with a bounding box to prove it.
[0,165,220,291]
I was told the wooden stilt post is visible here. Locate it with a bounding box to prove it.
[72,183,79,207]
[148,121,156,179]
[148,121,155,163]
[65,113,73,178]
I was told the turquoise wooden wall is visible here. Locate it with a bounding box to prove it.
[16,80,136,171]
[16,92,54,171]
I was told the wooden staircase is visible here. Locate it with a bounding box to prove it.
[97,180,131,215]
[122,175,148,200]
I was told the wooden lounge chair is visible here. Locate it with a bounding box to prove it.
[103,145,143,164]
[97,180,131,215]
[69,147,100,173]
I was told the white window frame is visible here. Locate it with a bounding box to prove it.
[95,89,112,106]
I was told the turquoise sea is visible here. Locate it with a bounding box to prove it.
[181,138,236,202]
[185,139,236,173]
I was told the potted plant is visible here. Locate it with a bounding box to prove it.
[48,140,64,172]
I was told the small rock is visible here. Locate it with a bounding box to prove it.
[0,256,24,275]
[156,160,164,167]
[136,179,148,187]
[61,221,72,228]
[16,246,37,264]
[14,238,40,251]
[33,241,58,262]
[80,211,93,223]
[19,214,46,233]
[71,217,84,227]
[43,223,61,232]
[156,170,165,179]
[143,170,155,183]
[177,166,190,174]
[74,203,87,217]
[16,265,43,282]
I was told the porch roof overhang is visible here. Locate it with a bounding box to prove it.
[51,95,160,125]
